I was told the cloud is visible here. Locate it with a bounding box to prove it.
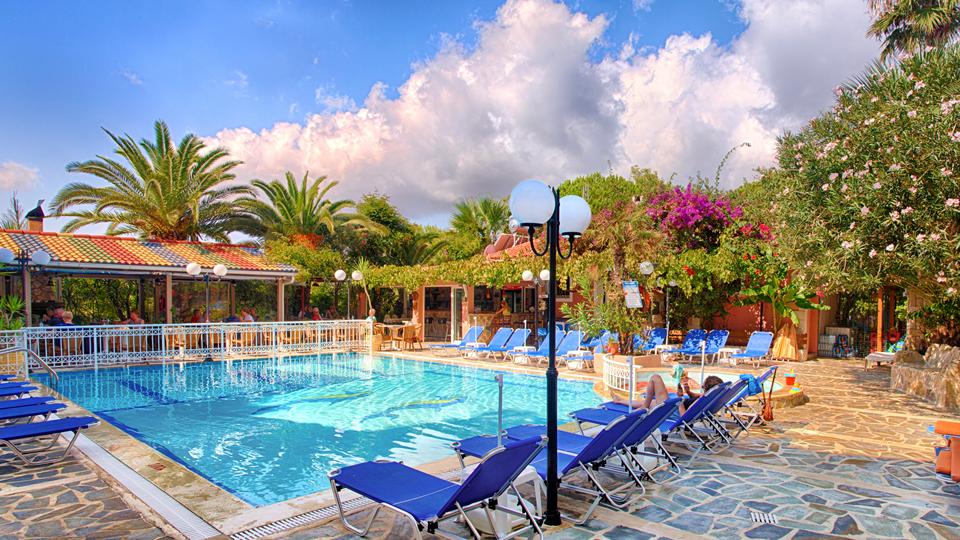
[224,70,250,95]
[632,0,654,12]
[314,86,357,112]
[0,161,39,189]
[121,69,143,86]
[207,0,878,219]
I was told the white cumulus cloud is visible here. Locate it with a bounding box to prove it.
[0,161,39,190]
[207,0,878,220]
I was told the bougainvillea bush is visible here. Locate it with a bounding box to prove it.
[766,46,960,343]
[647,185,743,250]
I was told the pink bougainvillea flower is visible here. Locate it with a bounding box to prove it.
[946,198,960,208]
[868,249,877,258]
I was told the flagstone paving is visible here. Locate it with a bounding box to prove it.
[1,358,957,539]
[311,358,959,539]
[0,450,172,539]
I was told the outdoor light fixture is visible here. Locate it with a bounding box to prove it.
[639,260,655,276]
[509,217,520,231]
[508,178,591,526]
[521,270,534,282]
[0,248,52,325]
[184,263,226,322]
[335,269,363,319]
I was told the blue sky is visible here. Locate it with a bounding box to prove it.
[0,0,875,231]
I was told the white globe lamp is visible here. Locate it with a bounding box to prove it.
[185,262,202,276]
[213,264,228,277]
[558,195,591,237]
[669,279,677,287]
[521,270,534,282]
[0,248,15,265]
[639,261,655,276]
[334,269,347,281]
[539,269,550,281]
[508,180,554,226]
[351,270,363,281]
[31,250,51,266]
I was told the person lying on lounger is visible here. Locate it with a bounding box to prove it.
[614,373,724,414]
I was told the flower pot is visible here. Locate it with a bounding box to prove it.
[607,342,620,355]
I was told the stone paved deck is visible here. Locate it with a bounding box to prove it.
[1,358,957,539]
[0,448,173,539]
[305,358,959,539]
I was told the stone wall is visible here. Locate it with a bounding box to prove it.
[891,344,959,412]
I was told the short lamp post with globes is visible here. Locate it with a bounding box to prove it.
[509,179,591,526]
[184,262,228,322]
[334,269,364,319]
[521,269,550,347]
[0,247,51,326]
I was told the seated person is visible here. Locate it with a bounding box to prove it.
[57,311,77,327]
[123,310,145,325]
[365,308,377,322]
[189,308,203,323]
[677,374,724,412]
[223,313,241,323]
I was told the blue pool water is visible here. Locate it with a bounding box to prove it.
[36,354,600,506]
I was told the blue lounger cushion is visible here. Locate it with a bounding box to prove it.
[0,374,16,381]
[0,417,99,441]
[0,403,66,422]
[0,386,37,398]
[0,382,30,390]
[333,461,460,521]
[501,425,592,454]
[333,435,545,533]
[570,407,628,426]
[0,397,56,410]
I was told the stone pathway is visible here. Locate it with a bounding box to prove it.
[0,444,173,539]
[306,358,959,539]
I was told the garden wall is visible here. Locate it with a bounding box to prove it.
[891,344,960,412]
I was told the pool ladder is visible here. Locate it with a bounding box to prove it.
[0,346,59,385]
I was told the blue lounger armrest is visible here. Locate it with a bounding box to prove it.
[0,416,100,465]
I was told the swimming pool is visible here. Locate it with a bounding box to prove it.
[35,354,600,506]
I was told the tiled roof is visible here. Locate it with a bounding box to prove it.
[0,229,296,276]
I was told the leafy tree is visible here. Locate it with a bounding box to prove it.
[869,0,960,60]
[233,172,380,247]
[52,120,247,241]
[265,241,345,283]
[765,46,960,343]
[0,193,25,230]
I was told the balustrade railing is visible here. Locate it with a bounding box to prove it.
[4,320,371,372]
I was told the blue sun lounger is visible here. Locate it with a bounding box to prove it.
[0,386,37,399]
[453,408,647,524]
[634,328,667,353]
[464,327,512,357]
[527,331,583,365]
[678,329,729,363]
[329,435,546,540]
[661,329,706,355]
[0,396,56,410]
[482,328,530,359]
[565,331,613,370]
[431,326,484,354]
[505,331,554,363]
[0,416,100,465]
[657,382,733,460]
[0,381,30,390]
[723,366,778,433]
[728,331,775,367]
[0,403,66,423]
[0,374,17,381]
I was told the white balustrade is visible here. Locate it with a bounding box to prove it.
[11,320,372,371]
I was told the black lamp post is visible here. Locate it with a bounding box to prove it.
[509,179,591,525]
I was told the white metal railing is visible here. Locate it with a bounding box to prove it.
[4,320,372,371]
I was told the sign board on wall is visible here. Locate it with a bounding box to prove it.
[623,281,643,309]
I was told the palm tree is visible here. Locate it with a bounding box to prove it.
[450,197,511,246]
[392,228,448,266]
[869,0,960,60]
[52,120,246,241]
[1,193,25,230]
[232,171,382,247]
